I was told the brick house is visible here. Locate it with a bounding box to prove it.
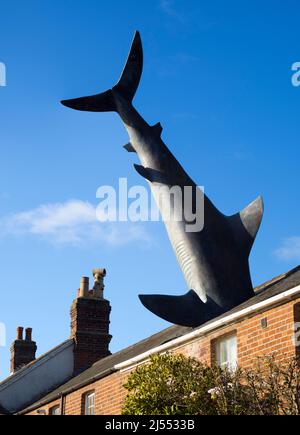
[0,266,299,415]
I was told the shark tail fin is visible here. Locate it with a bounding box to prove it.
[61,31,143,112]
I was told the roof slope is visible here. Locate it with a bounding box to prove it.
[20,265,300,414]
[0,339,74,414]
[0,404,10,415]
[0,339,73,389]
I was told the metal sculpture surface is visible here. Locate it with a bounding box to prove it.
[61,32,264,327]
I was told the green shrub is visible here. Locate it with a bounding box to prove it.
[122,353,300,415]
[122,353,216,415]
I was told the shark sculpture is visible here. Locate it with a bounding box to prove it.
[61,31,264,327]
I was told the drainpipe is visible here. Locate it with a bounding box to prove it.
[60,394,65,415]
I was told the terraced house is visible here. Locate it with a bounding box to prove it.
[0,266,300,415]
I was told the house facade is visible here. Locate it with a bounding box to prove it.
[0,266,300,415]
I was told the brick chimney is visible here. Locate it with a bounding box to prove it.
[10,327,37,373]
[70,269,112,374]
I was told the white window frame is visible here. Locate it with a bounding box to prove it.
[215,333,237,370]
[84,392,95,415]
[49,405,60,415]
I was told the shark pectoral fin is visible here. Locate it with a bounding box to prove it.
[123,142,136,153]
[139,290,220,327]
[134,164,153,182]
[152,122,163,137]
[134,165,171,185]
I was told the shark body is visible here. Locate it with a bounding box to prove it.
[61,32,264,327]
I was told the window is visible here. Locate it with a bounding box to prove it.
[215,333,237,370]
[294,303,300,360]
[49,405,60,415]
[84,392,95,415]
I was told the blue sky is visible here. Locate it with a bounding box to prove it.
[0,0,300,378]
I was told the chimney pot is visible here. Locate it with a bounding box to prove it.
[79,276,89,298]
[92,268,106,298]
[25,327,32,341]
[10,326,37,373]
[16,326,23,340]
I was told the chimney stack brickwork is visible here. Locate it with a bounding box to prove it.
[10,327,37,373]
[9,268,112,376]
[71,270,112,374]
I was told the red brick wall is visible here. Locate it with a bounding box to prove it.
[27,372,128,415]
[237,303,296,366]
[26,298,300,415]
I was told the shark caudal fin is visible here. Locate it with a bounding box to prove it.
[61,31,143,112]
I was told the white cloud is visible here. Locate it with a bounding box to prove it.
[159,0,182,20]
[160,0,176,15]
[274,237,300,261]
[0,200,151,247]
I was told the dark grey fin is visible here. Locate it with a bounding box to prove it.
[61,31,143,112]
[152,122,163,136]
[123,142,136,153]
[134,164,153,182]
[61,90,115,112]
[240,196,264,239]
[134,164,172,185]
[229,195,264,254]
[114,31,143,103]
[139,291,221,327]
